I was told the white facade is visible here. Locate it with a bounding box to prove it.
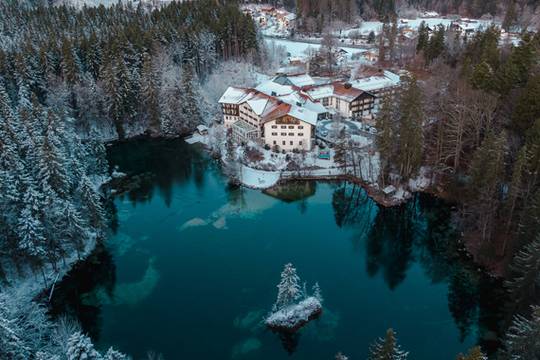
[264,117,313,151]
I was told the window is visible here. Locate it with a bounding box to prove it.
[273,140,277,145]
[298,126,304,129]
[322,98,329,106]
[282,141,286,145]
[288,126,294,129]
[281,126,287,129]
[271,125,277,129]
[299,141,303,146]
[290,141,293,145]
[288,133,294,136]
[272,132,277,136]
[298,133,304,136]
[281,132,287,136]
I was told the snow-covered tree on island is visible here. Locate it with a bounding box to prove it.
[368,328,408,360]
[266,263,323,331]
[273,263,302,312]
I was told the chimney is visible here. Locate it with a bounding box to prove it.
[344,83,352,89]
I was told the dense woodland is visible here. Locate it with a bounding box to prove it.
[0,0,259,140]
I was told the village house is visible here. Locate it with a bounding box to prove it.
[362,51,378,63]
[350,70,401,110]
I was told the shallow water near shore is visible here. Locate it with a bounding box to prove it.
[50,138,506,360]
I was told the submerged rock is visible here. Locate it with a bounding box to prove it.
[265,297,322,333]
[231,337,262,358]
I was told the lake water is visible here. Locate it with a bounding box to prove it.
[50,138,506,360]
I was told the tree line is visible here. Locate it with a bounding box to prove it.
[373,22,540,358]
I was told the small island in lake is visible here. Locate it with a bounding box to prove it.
[265,263,323,332]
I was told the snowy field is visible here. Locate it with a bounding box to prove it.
[264,38,368,60]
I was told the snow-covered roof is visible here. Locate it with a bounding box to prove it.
[332,82,367,102]
[350,71,400,92]
[285,74,315,87]
[287,106,318,126]
[247,97,272,116]
[303,85,334,100]
[256,80,295,97]
[302,81,372,102]
[218,86,251,104]
[258,98,319,127]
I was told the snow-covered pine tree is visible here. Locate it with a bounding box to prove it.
[179,63,202,131]
[335,352,349,360]
[61,37,81,86]
[103,347,128,360]
[140,52,160,135]
[397,75,424,179]
[57,201,87,258]
[368,328,408,360]
[37,119,70,198]
[17,202,47,261]
[273,263,302,311]
[196,30,217,80]
[80,175,106,228]
[501,306,540,360]
[66,332,101,360]
[312,282,323,303]
[505,234,540,312]
[35,352,61,360]
[375,93,397,186]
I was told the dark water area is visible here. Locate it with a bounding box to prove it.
[49,138,508,360]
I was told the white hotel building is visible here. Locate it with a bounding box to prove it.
[218,71,400,151]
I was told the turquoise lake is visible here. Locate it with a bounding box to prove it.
[50,138,506,360]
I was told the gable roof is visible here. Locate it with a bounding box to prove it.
[218,87,253,104]
[332,82,367,102]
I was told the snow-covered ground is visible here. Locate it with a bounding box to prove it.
[264,38,368,61]
[240,165,281,189]
[265,297,322,330]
